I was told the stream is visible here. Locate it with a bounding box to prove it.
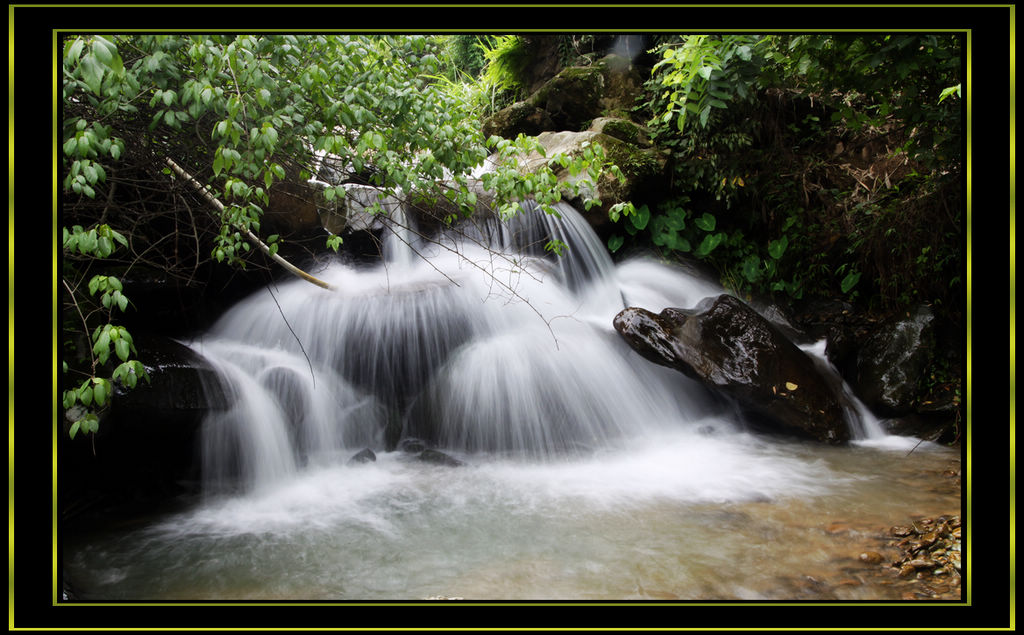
[61,200,962,601]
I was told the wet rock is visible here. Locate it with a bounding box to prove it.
[613,295,850,443]
[417,449,465,467]
[851,305,936,416]
[859,551,884,564]
[61,335,227,512]
[871,514,962,590]
[347,448,377,465]
[398,438,429,454]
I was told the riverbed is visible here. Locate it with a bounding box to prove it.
[62,430,961,601]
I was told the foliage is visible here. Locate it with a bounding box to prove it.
[618,33,962,321]
[439,35,495,80]
[61,222,151,446]
[60,34,619,442]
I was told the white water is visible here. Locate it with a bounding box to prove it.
[63,200,959,601]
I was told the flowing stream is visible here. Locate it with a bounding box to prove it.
[62,201,961,601]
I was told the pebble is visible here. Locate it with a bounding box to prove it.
[859,551,884,564]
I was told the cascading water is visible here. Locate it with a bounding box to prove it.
[63,196,959,601]
[189,200,723,490]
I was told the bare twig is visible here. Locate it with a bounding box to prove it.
[264,281,317,389]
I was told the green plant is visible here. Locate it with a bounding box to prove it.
[61,34,628,444]
[61,223,150,445]
[477,35,532,112]
[617,32,960,319]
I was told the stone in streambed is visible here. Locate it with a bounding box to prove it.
[417,449,465,467]
[347,448,377,465]
[613,295,850,444]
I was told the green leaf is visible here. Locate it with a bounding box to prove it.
[607,234,625,253]
[840,270,861,294]
[694,212,716,232]
[699,104,711,127]
[92,36,115,65]
[768,235,788,260]
[93,380,107,407]
[80,53,104,95]
[670,235,692,252]
[93,328,111,355]
[629,205,651,231]
[97,236,113,258]
[694,232,725,257]
[79,385,94,407]
[69,421,80,440]
[65,38,85,64]
[115,338,130,362]
[938,83,960,103]
[741,256,762,283]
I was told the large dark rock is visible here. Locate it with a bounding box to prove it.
[60,335,229,513]
[851,305,936,416]
[613,295,851,444]
[482,54,647,139]
[481,101,556,140]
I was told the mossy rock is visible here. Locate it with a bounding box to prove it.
[481,100,555,140]
[589,116,651,147]
[520,129,667,227]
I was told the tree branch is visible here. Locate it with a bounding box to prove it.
[164,158,335,291]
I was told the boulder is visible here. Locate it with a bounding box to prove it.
[104,334,230,423]
[481,101,555,140]
[60,335,229,512]
[264,179,322,238]
[347,448,377,465]
[417,449,465,467]
[518,129,666,228]
[613,295,851,443]
[482,54,647,139]
[851,305,936,416]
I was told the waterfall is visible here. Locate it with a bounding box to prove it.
[64,196,957,604]
[188,197,887,494]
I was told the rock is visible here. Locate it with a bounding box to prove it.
[852,305,936,416]
[481,101,556,140]
[859,551,885,564]
[347,448,376,465]
[881,413,958,444]
[264,179,322,237]
[485,56,644,138]
[61,335,228,511]
[106,334,230,426]
[479,54,668,227]
[613,295,851,443]
[517,129,666,228]
[398,438,429,454]
[588,116,652,147]
[417,449,465,467]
